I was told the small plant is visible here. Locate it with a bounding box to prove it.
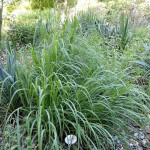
[136,43,150,70]
[0,42,29,108]
[0,52,16,90]
[76,12,96,35]
[0,50,19,106]
[118,13,129,50]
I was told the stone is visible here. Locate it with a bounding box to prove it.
[141,139,148,146]
[145,125,150,134]
[137,146,143,150]
[134,133,139,139]
[129,139,139,149]
[139,132,145,140]
[116,144,124,150]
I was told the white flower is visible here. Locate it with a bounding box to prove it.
[65,134,77,145]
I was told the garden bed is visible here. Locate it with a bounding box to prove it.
[0,0,150,149]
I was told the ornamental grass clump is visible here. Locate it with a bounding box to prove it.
[0,13,149,149]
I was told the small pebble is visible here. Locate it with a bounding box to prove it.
[116,144,124,150]
[134,133,138,139]
[141,139,149,146]
[139,132,145,140]
[113,135,119,141]
[137,146,143,150]
[145,125,150,134]
[129,139,139,149]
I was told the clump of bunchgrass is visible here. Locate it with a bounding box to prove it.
[1,12,149,150]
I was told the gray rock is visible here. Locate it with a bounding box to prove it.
[145,125,150,134]
[137,146,143,150]
[116,144,124,150]
[134,133,139,139]
[129,139,139,149]
[141,139,149,146]
[139,132,145,140]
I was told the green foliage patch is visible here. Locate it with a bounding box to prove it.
[1,1,150,149]
[0,12,150,149]
[6,23,37,46]
[30,0,54,9]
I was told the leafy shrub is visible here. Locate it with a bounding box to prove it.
[5,9,58,46]
[67,0,77,8]
[6,22,38,46]
[30,0,54,9]
[6,0,21,14]
[30,0,77,9]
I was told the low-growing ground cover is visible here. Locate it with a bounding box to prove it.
[0,0,150,149]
